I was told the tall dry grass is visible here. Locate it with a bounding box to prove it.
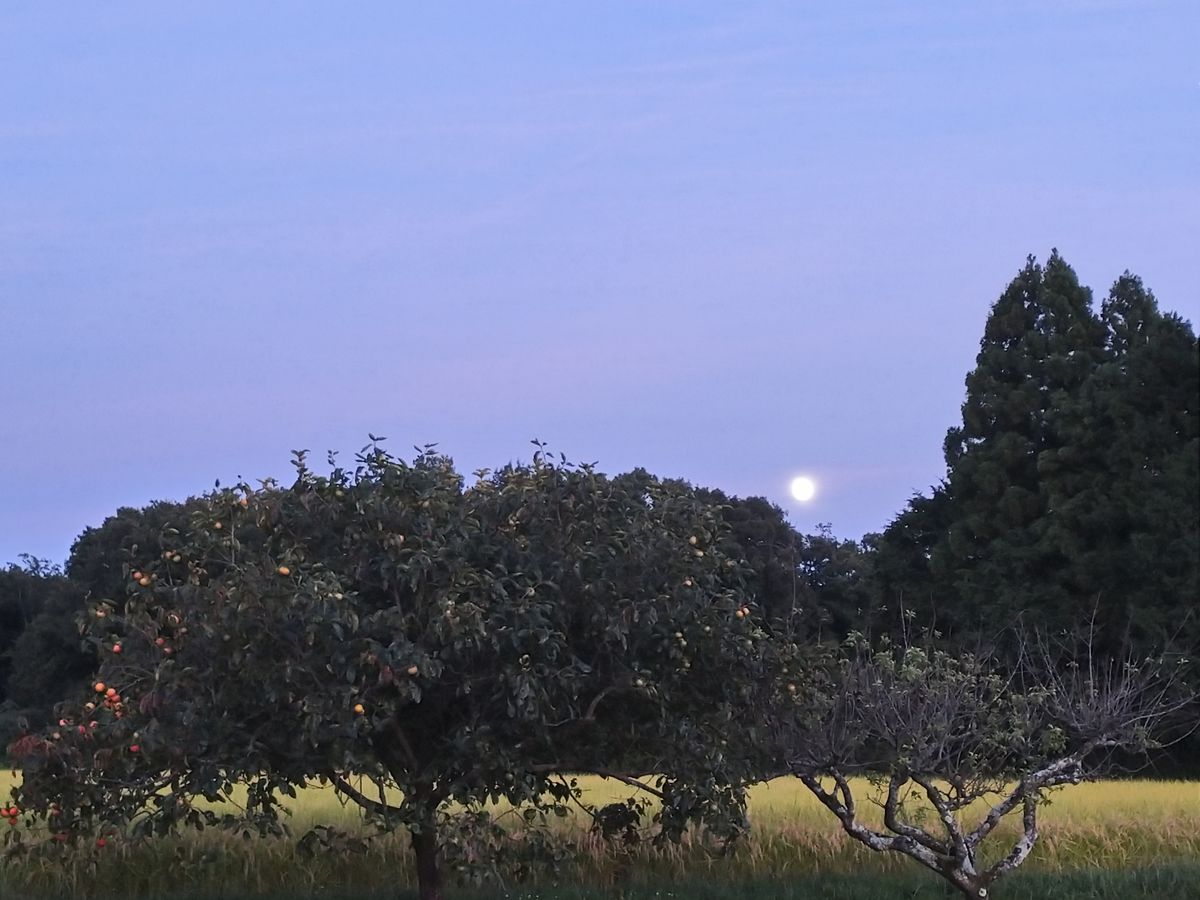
[1,771,1197,898]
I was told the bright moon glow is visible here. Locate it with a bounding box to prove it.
[790,476,817,503]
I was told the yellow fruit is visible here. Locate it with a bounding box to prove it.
[277,566,291,576]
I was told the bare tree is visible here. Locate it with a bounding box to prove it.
[774,635,1194,899]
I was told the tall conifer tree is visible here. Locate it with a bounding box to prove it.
[874,253,1197,653]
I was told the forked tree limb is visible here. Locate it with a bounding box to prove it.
[329,773,406,817]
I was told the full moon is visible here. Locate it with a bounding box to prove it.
[789,476,817,503]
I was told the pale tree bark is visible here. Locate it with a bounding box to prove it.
[782,634,1194,899]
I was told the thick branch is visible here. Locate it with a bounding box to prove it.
[912,774,970,865]
[799,774,942,870]
[984,794,1039,884]
[966,748,1092,851]
[330,774,406,817]
[582,685,619,721]
[527,764,667,801]
[883,775,948,857]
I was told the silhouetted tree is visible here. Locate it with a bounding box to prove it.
[874,254,1198,658]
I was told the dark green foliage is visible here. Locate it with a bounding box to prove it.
[1,502,203,742]
[874,254,1199,657]
[0,558,55,704]
[66,499,205,605]
[1043,275,1200,653]
[5,600,94,712]
[0,559,83,749]
[694,488,874,639]
[696,489,803,626]
[12,444,807,900]
[793,525,875,639]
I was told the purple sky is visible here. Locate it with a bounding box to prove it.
[2,2,1198,566]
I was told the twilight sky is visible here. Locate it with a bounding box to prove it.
[2,1,1198,566]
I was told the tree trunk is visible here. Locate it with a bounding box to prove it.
[411,821,442,900]
[943,870,988,899]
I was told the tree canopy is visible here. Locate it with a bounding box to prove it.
[873,253,1199,656]
[2,251,1197,897]
[12,443,800,900]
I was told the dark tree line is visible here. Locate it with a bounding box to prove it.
[0,501,205,749]
[872,252,1198,660]
[3,250,1197,772]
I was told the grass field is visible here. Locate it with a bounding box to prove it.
[1,772,1197,899]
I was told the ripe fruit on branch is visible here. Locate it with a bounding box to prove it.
[94,682,106,694]
[353,703,365,715]
[406,665,419,676]
[277,566,291,576]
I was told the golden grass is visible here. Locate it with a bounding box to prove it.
[2,771,1197,898]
